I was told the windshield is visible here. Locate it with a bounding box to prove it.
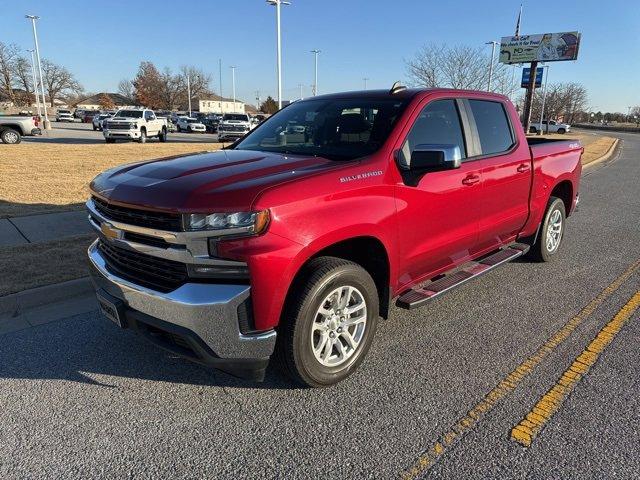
[235,98,408,160]
[114,110,143,118]
[223,114,249,121]
[187,119,200,124]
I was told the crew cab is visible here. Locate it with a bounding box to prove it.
[530,120,571,134]
[217,113,252,141]
[103,108,168,143]
[0,115,41,144]
[86,86,582,386]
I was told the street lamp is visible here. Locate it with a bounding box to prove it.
[186,73,191,117]
[363,77,369,90]
[485,41,499,91]
[26,15,50,129]
[267,0,290,110]
[538,64,549,134]
[311,49,320,96]
[27,49,41,116]
[230,66,237,108]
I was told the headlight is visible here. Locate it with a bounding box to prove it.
[184,210,270,235]
[131,123,137,129]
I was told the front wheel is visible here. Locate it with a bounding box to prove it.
[138,129,147,144]
[158,129,167,142]
[527,196,566,262]
[557,128,566,134]
[277,257,379,387]
[530,126,538,134]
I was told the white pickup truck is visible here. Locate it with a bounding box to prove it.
[0,115,42,144]
[530,120,571,134]
[103,108,168,143]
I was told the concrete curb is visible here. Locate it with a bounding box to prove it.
[0,277,97,335]
[582,138,621,171]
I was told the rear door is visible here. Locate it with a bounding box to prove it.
[394,98,483,287]
[465,99,532,250]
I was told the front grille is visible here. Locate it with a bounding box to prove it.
[92,196,182,232]
[108,123,132,130]
[98,240,188,293]
[220,125,246,132]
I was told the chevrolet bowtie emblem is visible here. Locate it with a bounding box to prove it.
[101,222,123,240]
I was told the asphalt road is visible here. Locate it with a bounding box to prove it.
[23,120,220,144]
[1,129,639,479]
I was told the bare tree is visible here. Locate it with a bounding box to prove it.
[179,65,211,102]
[158,67,183,110]
[0,42,20,103]
[41,59,82,106]
[519,82,588,124]
[12,56,34,106]
[406,43,514,95]
[117,78,134,99]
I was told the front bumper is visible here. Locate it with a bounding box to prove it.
[87,240,277,380]
[103,129,140,139]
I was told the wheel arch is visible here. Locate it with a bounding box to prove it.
[550,180,573,217]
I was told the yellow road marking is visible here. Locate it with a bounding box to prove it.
[511,290,640,447]
[401,259,640,479]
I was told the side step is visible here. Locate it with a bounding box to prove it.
[396,243,530,310]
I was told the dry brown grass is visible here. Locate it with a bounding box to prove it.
[0,234,95,296]
[0,143,221,218]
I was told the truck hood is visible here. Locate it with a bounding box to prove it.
[90,149,345,212]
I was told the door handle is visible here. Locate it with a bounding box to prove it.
[462,174,480,186]
[517,163,530,173]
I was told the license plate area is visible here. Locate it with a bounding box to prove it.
[96,290,126,328]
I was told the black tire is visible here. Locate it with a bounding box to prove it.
[177,125,181,132]
[138,128,147,144]
[527,196,566,262]
[0,128,21,144]
[530,126,538,134]
[105,138,116,144]
[557,128,566,134]
[158,128,167,142]
[93,125,97,131]
[277,257,379,387]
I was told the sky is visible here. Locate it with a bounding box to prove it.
[2,0,638,112]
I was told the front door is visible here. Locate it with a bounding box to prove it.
[394,98,483,288]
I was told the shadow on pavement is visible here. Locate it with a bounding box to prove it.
[0,310,297,391]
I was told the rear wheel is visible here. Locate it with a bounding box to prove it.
[277,257,379,387]
[0,128,21,144]
[528,196,566,262]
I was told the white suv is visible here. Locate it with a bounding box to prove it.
[103,108,168,143]
[217,113,252,141]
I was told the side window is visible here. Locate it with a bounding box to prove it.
[400,99,466,166]
[468,100,514,155]
[145,111,155,121]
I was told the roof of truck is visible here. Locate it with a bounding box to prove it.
[309,88,510,103]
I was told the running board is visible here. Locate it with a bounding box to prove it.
[396,243,530,310]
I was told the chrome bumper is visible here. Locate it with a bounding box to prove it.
[87,240,276,360]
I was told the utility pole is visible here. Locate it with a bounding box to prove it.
[27,49,41,116]
[219,59,223,97]
[485,41,498,91]
[255,90,261,109]
[230,66,236,108]
[26,15,50,129]
[267,0,290,110]
[538,65,549,134]
[627,106,632,123]
[363,77,369,90]
[186,74,192,116]
[311,49,320,95]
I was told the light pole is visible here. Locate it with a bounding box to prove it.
[27,49,41,116]
[298,83,303,100]
[627,106,632,123]
[311,49,320,96]
[230,66,237,108]
[363,77,369,90]
[538,65,549,134]
[485,41,499,91]
[26,15,50,129]
[267,0,290,110]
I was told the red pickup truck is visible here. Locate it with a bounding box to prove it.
[87,86,582,387]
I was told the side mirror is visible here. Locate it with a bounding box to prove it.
[409,144,462,171]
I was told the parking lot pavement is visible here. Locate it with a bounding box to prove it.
[0,130,639,479]
[25,121,220,144]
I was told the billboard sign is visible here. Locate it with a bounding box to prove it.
[499,32,581,64]
[521,67,544,88]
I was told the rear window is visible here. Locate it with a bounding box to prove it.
[468,100,514,155]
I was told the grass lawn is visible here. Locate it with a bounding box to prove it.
[0,142,221,218]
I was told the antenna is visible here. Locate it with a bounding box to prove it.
[389,81,407,94]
